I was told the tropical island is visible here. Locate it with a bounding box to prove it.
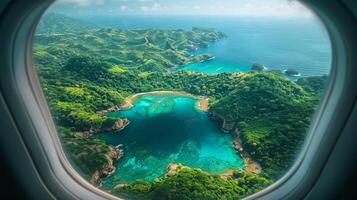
[283,68,301,76]
[34,13,328,200]
[251,63,266,72]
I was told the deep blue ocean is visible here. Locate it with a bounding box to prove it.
[77,15,332,76]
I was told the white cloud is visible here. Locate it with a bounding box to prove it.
[120,5,130,12]
[141,6,149,11]
[96,0,104,5]
[152,3,161,10]
[150,2,168,11]
[209,5,216,10]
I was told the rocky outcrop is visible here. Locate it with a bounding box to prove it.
[208,111,261,174]
[251,63,265,72]
[90,146,124,186]
[114,183,128,189]
[166,163,182,177]
[208,111,236,133]
[90,171,101,186]
[103,118,130,132]
[79,128,98,138]
[222,120,236,133]
[79,118,130,138]
[96,105,121,115]
[283,69,301,77]
[208,110,223,123]
[231,128,261,174]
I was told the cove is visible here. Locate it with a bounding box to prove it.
[96,93,244,187]
[81,15,331,76]
[176,39,250,74]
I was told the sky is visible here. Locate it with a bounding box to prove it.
[49,0,314,17]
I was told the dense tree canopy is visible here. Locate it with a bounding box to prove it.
[33,13,327,200]
[116,166,270,200]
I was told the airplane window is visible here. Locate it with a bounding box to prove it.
[33,0,331,199]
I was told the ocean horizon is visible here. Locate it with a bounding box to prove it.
[73,15,332,76]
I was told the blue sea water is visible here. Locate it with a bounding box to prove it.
[96,94,243,186]
[85,15,332,186]
[77,15,332,76]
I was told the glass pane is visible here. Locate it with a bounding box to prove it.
[33,0,331,199]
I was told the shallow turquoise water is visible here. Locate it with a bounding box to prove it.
[176,39,251,74]
[96,94,244,186]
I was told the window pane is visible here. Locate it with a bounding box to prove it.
[33,0,331,199]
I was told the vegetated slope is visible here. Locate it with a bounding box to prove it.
[34,14,225,72]
[41,55,245,133]
[34,27,221,71]
[59,127,110,178]
[34,13,228,186]
[116,165,270,200]
[33,13,327,199]
[36,12,98,34]
[210,73,327,178]
[296,75,328,98]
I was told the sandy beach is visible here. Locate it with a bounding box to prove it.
[119,91,209,111]
[196,98,209,111]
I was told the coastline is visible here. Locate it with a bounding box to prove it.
[78,118,130,138]
[90,145,124,186]
[95,90,259,185]
[219,144,261,178]
[195,98,209,112]
[119,90,209,112]
[118,91,260,177]
[208,111,262,176]
[231,128,261,174]
[91,90,207,186]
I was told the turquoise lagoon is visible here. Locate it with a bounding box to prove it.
[88,15,332,186]
[96,94,244,186]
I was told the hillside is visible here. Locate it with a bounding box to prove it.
[34,27,223,72]
[210,73,325,178]
[33,13,327,199]
[36,12,98,34]
[115,165,270,200]
[34,13,226,72]
[34,14,229,188]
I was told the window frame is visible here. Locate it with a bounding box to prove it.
[0,0,356,199]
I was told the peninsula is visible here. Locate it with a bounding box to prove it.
[34,13,328,200]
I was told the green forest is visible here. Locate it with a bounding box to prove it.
[34,13,327,200]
